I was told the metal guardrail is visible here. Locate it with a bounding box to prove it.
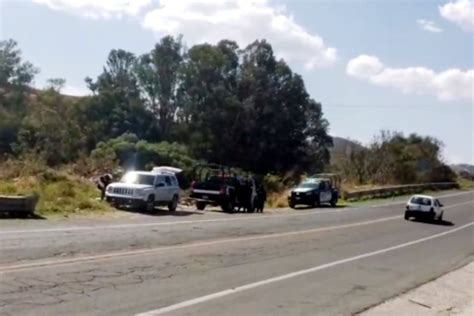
[342,182,459,201]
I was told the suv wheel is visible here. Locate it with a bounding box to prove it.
[168,195,178,212]
[144,195,155,213]
[196,201,206,211]
[313,195,320,208]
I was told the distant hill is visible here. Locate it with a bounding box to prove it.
[450,164,474,176]
[329,136,364,161]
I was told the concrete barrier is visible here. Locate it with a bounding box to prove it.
[0,194,39,217]
[342,182,459,201]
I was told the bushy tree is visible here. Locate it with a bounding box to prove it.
[91,133,197,173]
[178,40,332,174]
[333,130,455,184]
[0,39,39,154]
[0,39,38,87]
[83,49,159,146]
[136,35,184,139]
[16,89,86,165]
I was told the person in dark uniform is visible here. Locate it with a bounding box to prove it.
[255,183,267,213]
[97,173,113,200]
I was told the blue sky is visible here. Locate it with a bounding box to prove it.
[1,0,473,164]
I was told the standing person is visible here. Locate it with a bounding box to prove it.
[97,173,113,201]
[256,183,267,213]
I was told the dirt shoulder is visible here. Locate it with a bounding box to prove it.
[362,262,474,315]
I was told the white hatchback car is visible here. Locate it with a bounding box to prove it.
[405,194,444,221]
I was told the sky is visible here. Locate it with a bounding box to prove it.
[1,0,473,164]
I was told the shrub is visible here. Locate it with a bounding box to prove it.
[91,133,198,174]
[0,159,115,216]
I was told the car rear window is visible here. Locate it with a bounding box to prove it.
[410,197,431,206]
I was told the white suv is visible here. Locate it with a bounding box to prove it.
[405,194,444,221]
[105,167,181,212]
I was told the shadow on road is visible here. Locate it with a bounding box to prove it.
[117,207,204,217]
[0,212,46,220]
[291,205,348,210]
[410,218,455,226]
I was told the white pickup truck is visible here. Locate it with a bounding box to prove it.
[105,167,181,212]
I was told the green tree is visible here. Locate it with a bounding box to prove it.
[83,49,158,147]
[177,40,242,164]
[16,89,86,165]
[334,130,455,185]
[237,40,331,174]
[0,39,39,154]
[136,35,184,138]
[177,39,332,175]
[0,39,38,87]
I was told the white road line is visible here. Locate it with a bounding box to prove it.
[1,200,471,273]
[135,221,474,316]
[1,191,471,235]
[0,212,313,235]
[442,201,474,209]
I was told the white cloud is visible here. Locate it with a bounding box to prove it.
[61,85,91,96]
[32,0,152,19]
[417,19,443,33]
[142,0,337,69]
[439,0,474,32]
[31,0,337,69]
[346,55,474,101]
[346,55,384,79]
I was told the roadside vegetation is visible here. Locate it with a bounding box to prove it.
[0,160,114,216]
[0,37,464,215]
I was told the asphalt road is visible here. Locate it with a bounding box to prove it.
[0,191,472,315]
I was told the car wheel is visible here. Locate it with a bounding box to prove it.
[168,195,178,212]
[289,202,295,209]
[196,201,206,211]
[145,195,155,213]
[330,198,337,207]
[404,212,410,220]
[313,196,320,208]
[438,211,444,222]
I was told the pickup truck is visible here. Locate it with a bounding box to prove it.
[288,174,340,208]
[189,164,257,213]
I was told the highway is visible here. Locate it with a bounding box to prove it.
[0,191,472,315]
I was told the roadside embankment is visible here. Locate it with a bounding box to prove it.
[362,262,474,316]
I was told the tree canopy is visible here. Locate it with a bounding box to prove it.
[0,37,454,184]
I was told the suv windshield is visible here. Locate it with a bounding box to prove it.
[121,173,155,185]
[298,182,320,189]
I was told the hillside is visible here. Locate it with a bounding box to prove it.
[329,136,364,162]
[450,164,474,175]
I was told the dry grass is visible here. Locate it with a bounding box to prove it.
[266,190,291,208]
[0,159,115,216]
[457,177,474,189]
